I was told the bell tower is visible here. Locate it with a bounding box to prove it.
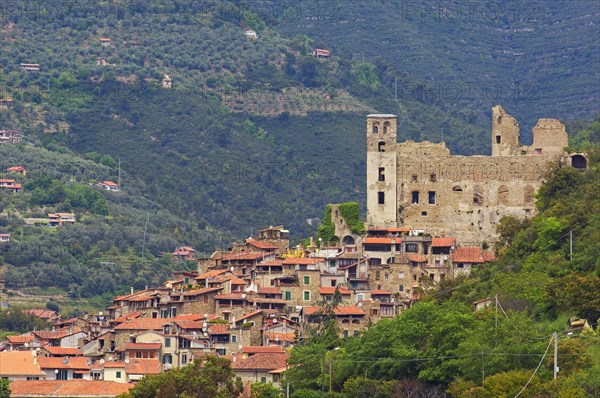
[366,114,398,227]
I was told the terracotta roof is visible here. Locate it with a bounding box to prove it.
[242,346,285,354]
[34,327,82,340]
[114,318,169,330]
[222,252,265,261]
[432,237,455,247]
[231,352,288,371]
[319,287,351,295]
[182,287,222,296]
[124,342,161,350]
[111,312,142,323]
[38,356,91,370]
[23,309,58,319]
[370,290,392,295]
[264,332,296,342]
[208,324,230,334]
[0,351,45,376]
[245,239,278,250]
[102,361,125,369]
[234,310,263,323]
[126,358,162,375]
[406,253,428,263]
[258,260,284,266]
[215,293,246,300]
[282,258,321,265]
[363,237,398,244]
[303,306,365,316]
[247,298,287,305]
[258,287,282,294]
[195,269,230,280]
[451,247,494,263]
[42,346,81,356]
[173,320,205,330]
[9,380,132,396]
[6,333,35,344]
[174,314,207,321]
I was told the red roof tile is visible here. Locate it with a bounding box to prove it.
[282,258,321,265]
[208,324,230,334]
[182,287,222,296]
[23,309,58,319]
[231,352,288,371]
[33,327,82,340]
[451,247,493,263]
[303,306,365,316]
[124,342,161,350]
[432,237,455,247]
[0,351,45,376]
[363,237,399,244]
[222,252,266,261]
[9,380,132,396]
[242,346,285,354]
[406,253,428,263]
[38,357,90,370]
[258,287,282,294]
[234,310,263,323]
[245,239,278,250]
[370,290,392,295]
[125,358,162,375]
[114,318,169,330]
[6,333,35,344]
[42,347,81,356]
[318,287,351,295]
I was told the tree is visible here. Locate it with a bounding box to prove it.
[119,356,243,398]
[251,382,282,398]
[0,379,10,398]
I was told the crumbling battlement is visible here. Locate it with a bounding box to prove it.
[366,105,583,244]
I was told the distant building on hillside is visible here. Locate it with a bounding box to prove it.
[0,179,22,192]
[96,181,120,192]
[48,213,76,227]
[0,233,10,243]
[6,165,26,175]
[96,57,109,66]
[244,29,258,40]
[0,129,23,144]
[20,63,40,71]
[313,49,331,58]
[0,98,13,109]
[99,38,112,46]
[162,74,172,89]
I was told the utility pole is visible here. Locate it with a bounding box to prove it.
[481,349,485,387]
[569,230,573,261]
[321,351,325,392]
[329,355,333,392]
[494,294,498,344]
[553,332,559,379]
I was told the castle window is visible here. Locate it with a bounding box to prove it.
[378,141,386,152]
[428,191,436,204]
[498,185,509,205]
[430,173,436,182]
[473,186,483,205]
[411,175,418,182]
[378,167,385,182]
[452,185,462,192]
[496,135,501,144]
[411,191,419,204]
[421,211,428,216]
[378,192,385,204]
[383,121,390,134]
[373,125,379,134]
[571,154,587,169]
[399,284,404,292]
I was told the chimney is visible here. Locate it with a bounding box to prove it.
[130,287,134,294]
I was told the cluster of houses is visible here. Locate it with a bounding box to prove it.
[0,223,495,396]
[0,129,23,144]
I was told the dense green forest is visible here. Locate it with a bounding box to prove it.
[285,143,600,397]
[269,0,599,137]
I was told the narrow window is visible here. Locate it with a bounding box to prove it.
[303,276,310,285]
[303,291,310,301]
[496,135,501,144]
[411,175,418,182]
[399,284,404,292]
[378,167,385,182]
[411,191,419,204]
[378,141,386,152]
[428,191,436,204]
[430,173,436,182]
[284,291,291,300]
[421,211,428,216]
[378,191,385,204]
[373,125,379,134]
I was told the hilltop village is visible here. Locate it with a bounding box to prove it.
[0,107,589,396]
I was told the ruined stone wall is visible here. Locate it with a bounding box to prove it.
[396,152,554,242]
[365,107,571,244]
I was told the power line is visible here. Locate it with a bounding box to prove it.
[513,337,553,398]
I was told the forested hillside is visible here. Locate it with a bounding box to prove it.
[270,0,600,138]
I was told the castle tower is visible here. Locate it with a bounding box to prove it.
[491,105,520,156]
[366,114,398,227]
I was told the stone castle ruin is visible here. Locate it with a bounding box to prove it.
[366,105,587,243]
